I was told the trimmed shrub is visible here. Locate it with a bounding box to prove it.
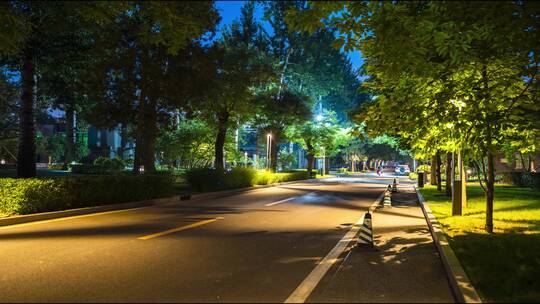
[532,173,540,190]
[185,167,310,192]
[254,170,309,185]
[184,168,226,192]
[93,157,125,171]
[502,172,540,190]
[70,158,125,175]
[225,167,257,189]
[409,172,418,180]
[48,163,66,170]
[0,163,17,170]
[417,164,430,172]
[0,174,174,217]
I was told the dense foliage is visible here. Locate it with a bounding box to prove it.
[185,167,310,192]
[288,1,540,232]
[0,174,174,216]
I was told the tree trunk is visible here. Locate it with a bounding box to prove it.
[143,96,157,174]
[430,154,438,185]
[306,141,315,178]
[17,50,37,178]
[446,152,452,196]
[436,151,442,191]
[325,156,330,175]
[255,133,259,170]
[486,152,495,233]
[214,123,227,170]
[118,124,128,160]
[65,105,75,165]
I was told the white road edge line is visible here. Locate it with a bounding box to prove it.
[284,191,385,303]
[265,197,296,207]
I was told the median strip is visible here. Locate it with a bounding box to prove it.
[138,217,224,240]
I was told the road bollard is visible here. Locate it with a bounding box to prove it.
[357,212,373,247]
[383,189,392,206]
[392,178,398,193]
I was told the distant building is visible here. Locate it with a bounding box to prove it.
[87,125,134,161]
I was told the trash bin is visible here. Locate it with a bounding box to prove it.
[418,170,426,188]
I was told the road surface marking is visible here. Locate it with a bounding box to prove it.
[265,197,296,206]
[0,207,148,231]
[284,192,385,303]
[265,191,320,207]
[138,217,224,240]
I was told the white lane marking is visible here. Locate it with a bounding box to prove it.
[265,197,296,207]
[265,190,320,207]
[284,191,385,303]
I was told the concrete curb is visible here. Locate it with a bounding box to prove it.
[415,186,482,303]
[0,178,321,227]
[0,196,176,227]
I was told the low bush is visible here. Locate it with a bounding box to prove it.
[0,163,16,170]
[48,163,66,170]
[254,170,309,185]
[502,171,540,190]
[0,174,174,216]
[93,157,125,171]
[417,164,430,172]
[225,167,257,189]
[409,172,418,180]
[184,168,226,192]
[69,158,125,175]
[184,167,310,192]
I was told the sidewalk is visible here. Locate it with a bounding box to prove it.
[308,187,455,303]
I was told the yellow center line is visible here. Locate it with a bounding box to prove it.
[138,217,224,241]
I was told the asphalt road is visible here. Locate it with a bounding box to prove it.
[0,174,409,303]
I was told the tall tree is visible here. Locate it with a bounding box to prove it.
[289,1,540,232]
[0,1,125,177]
[197,2,274,170]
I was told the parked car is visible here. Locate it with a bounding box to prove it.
[394,165,411,175]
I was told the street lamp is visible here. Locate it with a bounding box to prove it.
[266,133,272,170]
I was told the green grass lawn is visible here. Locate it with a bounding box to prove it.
[420,183,540,302]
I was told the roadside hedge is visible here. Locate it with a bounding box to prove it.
[0,174,174,217]
[69,157,125,175]
[502,172,540,190]
[185,167,310,192]
[47,163,66,170]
